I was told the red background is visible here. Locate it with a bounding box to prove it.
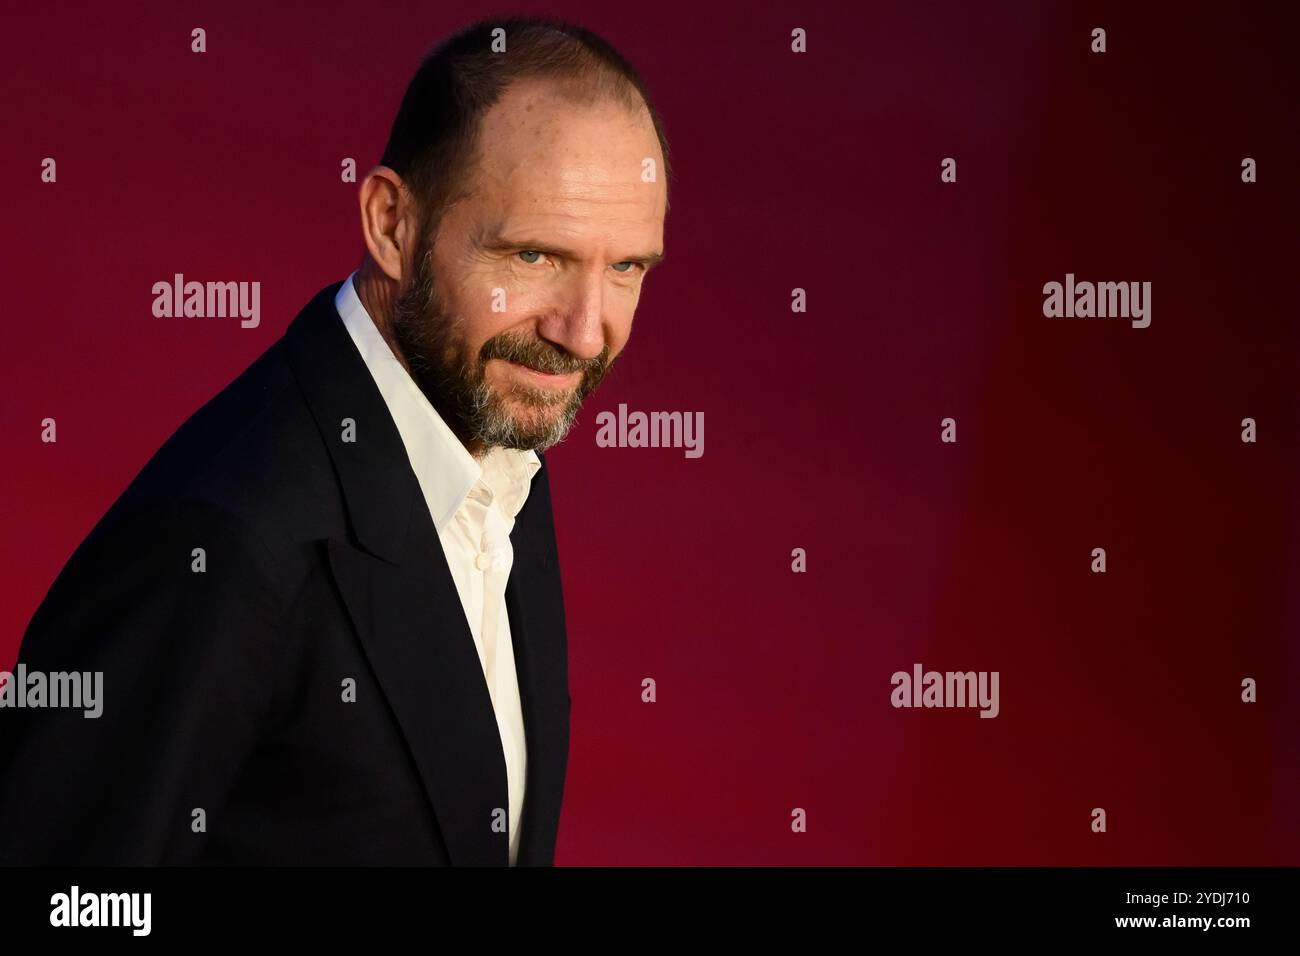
[2,0,1297,864]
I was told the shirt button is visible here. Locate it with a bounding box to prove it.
[475,552,492,571]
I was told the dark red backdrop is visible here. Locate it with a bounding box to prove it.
[2,0,1297,864]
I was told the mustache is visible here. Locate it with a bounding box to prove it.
[482,332,608,376]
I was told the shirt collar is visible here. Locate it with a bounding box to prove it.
[334,271,541,532]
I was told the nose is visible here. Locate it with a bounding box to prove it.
[536,266,606,362]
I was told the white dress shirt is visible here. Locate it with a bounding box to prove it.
[335,272,540,865]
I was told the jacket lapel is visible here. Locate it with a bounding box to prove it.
[281,282,527,865]
[505,464,571,866]
[326,538,508,865]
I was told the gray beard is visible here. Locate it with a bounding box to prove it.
[390,233,612,456]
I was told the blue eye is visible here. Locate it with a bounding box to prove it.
[611,262,634,273]
[518,250,544,264]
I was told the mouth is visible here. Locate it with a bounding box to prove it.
[502,359,581,387]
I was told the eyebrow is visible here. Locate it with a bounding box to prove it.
[482,230,666,270]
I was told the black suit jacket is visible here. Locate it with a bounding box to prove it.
[0,281,571,865]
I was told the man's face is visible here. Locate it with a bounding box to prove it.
[392,78,667,455]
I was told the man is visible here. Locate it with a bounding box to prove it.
[0,16,670,865]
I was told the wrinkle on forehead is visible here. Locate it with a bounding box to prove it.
[480,149,664,232]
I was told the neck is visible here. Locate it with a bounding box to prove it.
[352,257,489,460]
[354,258,403,368]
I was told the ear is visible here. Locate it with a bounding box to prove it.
[358,167,420,282]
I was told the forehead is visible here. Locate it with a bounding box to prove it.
[467,77,666,239]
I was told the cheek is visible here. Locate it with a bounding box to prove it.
[442,284,513,356]
[438,252,516,332]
